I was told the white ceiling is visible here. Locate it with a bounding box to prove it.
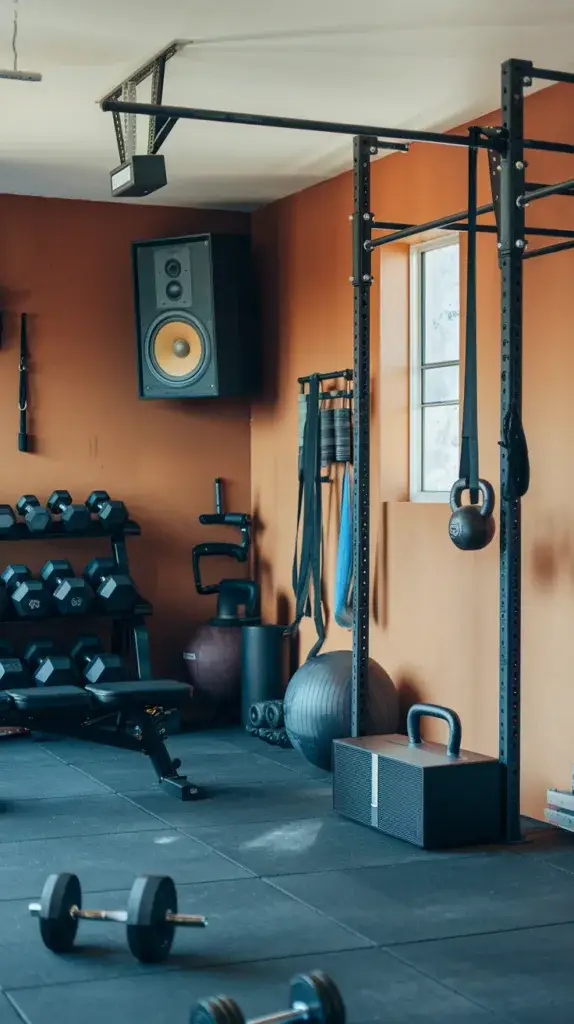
[2,0,574,210]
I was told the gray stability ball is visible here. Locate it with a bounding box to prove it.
[283,649,399,771]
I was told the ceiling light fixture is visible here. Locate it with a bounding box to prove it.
[0,0,41,82]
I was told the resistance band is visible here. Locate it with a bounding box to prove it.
[334,463,353,628]
[291,374,325,658]
[18,313,29,453]
[458,131,480,503]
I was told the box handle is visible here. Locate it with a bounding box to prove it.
[407,703,462,759]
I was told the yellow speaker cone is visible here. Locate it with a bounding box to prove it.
[152,320,204,379]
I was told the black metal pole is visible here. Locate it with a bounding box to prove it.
[530,65,574,84]
[498,59,528,843]
[101,98,504,151]
[523,238,574,259]
[366,203,494,250]
[297,368,353,384]
[372,219,497,235]
[526,181,574,196]
[524,139,574,155]
[518,177,574,206]
[350,136,372,738]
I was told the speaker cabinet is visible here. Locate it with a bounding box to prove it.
[132,233,258,399]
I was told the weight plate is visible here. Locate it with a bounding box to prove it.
[126,875,176,964]
[289,971,345,1024]
[37,872,81,954]
[191,996,245,1024]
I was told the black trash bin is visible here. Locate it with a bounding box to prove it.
[241,624,289,728]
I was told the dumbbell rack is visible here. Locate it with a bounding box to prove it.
[0,517,154,680]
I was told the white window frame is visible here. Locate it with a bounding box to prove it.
[409,233,460,503]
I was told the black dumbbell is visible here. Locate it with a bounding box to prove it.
[40,560,94,617]
[15,495,51,534]
[47,491,91,533]
[0,505,16,536]
[0,639,30,688]
[83,558,138,613]
[24,639,75,687]
[86,490,128,530]
[70,634,125,685]
[1,565,52,618]
[29,872,207,963]
[191,972,345,1024]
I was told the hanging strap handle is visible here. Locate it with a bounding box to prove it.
[18,313,29,453]
[458,129,479,503]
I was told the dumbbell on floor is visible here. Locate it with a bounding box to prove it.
[47,491,90,533]
[16,495,51,534]
[24,640,75,687]
[84,558,138,613]
[70,634,126,684]
[40,560,94,617]
[0,640,30,687]
[29,872,207,963]
[1,565,52,618]
[86,490,128,530]
[191,972,345,1024]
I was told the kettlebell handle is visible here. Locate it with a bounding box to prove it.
[449,478,495,519]
[407,703,462,758]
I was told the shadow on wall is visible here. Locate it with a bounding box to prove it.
[530,522,574,588]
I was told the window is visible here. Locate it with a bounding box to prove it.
[409,236,460,502]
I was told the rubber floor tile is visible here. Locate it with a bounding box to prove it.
[1,761,111,800]
[75,752,299,795]
[391,921,574,1022]
[268,851,574,944]
[124,780,334,828]
[186,816,446,876]
[0,827,250,900]
[0,793,164,844]
[6,946,511,1023]
[42,730,246,765]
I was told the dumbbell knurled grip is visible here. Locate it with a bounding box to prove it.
[28,902,207,927]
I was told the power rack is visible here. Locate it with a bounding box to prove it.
[102,56,574,842]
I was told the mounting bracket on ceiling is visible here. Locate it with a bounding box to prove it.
[99,39,190,164]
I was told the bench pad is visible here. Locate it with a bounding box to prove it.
[84,680,190,709]
[4,686,92,711]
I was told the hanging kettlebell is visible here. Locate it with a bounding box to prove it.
[448,479,496,551]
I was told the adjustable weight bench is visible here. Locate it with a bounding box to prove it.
[0,679,200,800]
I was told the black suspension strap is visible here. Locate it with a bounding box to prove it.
[290,374,325,657]
[18,313,29,453]
[459,129,479,504]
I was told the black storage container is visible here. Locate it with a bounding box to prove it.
[241,625,289,728]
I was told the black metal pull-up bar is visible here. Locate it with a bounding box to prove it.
[101,97,505,152]
[518,177,574,206]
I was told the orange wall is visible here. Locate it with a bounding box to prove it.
[0,195,251,676]
[251,82,574,820]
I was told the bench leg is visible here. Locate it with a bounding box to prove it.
[136,712,202,801]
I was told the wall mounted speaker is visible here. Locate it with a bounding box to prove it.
[132,233,258,399]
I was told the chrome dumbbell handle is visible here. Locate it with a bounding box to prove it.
[28,902,207,927]
[250,1006,311,1024]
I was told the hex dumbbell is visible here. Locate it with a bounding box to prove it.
[24,639,75,686]
[83,558,138,613]
[40,560,94,617]
[47,491,90,533]
[70,634,126,685]
[29,872,207,963]
[191,972,345,1024]
[0,639,30,688]
[15,495,51,533]
[1,565,51,618]
[86,490,128,530]
[0,505,16,536]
